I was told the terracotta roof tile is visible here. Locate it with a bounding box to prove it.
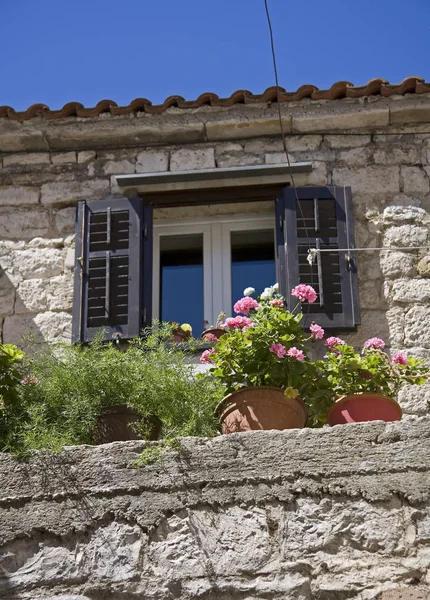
[1,77,429,121]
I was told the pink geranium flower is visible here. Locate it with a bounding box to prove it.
[270,298,284,308]
[364,337,385,350]
[200,349,216,364]
[392,352,408,366]
[269,343,287,358]
[325,336,345,349]
[233,297,259,315]
[225,316,252,330]
[202,333,219,342]
[310,323,324,340]
[287,347,305,361]
[291,284,317,304]
[21,375,40,385]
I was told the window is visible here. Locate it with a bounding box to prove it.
[72,186,360,342]
[153,215,276,334]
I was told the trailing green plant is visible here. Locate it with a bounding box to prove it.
[1,325,225,454]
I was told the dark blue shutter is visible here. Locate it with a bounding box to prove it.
[276,186,360,329]
[72,197,152,342]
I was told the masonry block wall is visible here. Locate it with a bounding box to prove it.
[1,92,430,413]
[1,419,430,599]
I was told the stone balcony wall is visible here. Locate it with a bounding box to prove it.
[1,419,430,599]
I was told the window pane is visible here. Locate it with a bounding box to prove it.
[160,234,204,336]
[231,229,275,313]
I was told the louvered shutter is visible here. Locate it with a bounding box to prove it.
[72,197,152,342]
[276,186,360,329]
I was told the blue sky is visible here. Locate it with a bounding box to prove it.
[1,0,429,111]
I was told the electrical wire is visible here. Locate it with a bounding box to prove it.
[263,0,317,311]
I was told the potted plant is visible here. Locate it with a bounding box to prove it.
[316,337,430,425]
[201,312,227,342]
[169,322,193,343]
[203,284,324,434]
[9,326,224,452]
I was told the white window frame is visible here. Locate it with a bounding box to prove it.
[153,213,275,329]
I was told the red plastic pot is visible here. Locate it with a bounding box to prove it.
[327,393,402,426]
[216,386,308,434]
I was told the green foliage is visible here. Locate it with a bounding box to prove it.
[0,326,225,454]
[0,343,25,405]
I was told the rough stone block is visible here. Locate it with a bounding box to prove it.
[338,147,373,168]
[27,237,64,248]
[324,134,372,149]
[11,247,64,279]
[380,251,416,279]
[41,180,109,206]
[0,288,15,317]
[382,205,427,224]
[374,146,422,165]
[15,279,47,314]
[215,142,244,155]
[217,153,263,168]
[77,151,96,163]
[46,274,74,310]
[51,152,77,164]
[3,153,50,166]
[405,305,430,347]
[306,161,328,185]
[102,159,135,176]
[265,152,296,165]
[136,150,169,173]
[385,306,405,346]
[401,166,430,194]
[0,186,39,206]
[64,247,75,271]
[392,279,430,303]
[2,311,72,346]
[397,380,430,416]
[243,138,284,153]
[332,166,400,195]
[0,208,50,240]
[170,147,215,171]
[53,207,76,236]
[384,225,428,248]
[417,255,430,277]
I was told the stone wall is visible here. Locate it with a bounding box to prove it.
[1,419,430,599]
[1,94,430,413]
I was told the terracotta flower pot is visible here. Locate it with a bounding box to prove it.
[201,328,226,341]
[216,386,308,434]
[327,393,402,426]
[93,404,162,444]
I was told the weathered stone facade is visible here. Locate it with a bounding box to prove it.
[1,93,430,413]
[1,418,430,599]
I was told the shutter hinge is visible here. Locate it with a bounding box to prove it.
[279,215,284,231]
[143,223,148,238]
[143,308,147,323]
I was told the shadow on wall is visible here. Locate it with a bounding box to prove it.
[0,243,73,350]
